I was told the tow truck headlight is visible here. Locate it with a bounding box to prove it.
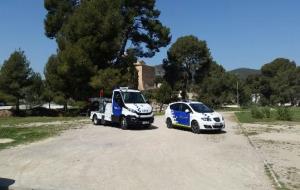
[201,117,212,121]
[127,107,137,114]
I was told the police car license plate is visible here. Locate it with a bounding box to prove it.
[214,123,222,126]
[142,121,149,124]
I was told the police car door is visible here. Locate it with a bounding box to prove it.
[178,103,191,126]
[171,103,190,127]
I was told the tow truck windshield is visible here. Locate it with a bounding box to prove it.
[122,92,146,104]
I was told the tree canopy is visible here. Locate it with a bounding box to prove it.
[163,35,213,99]
[44,0,170,101]
[0,50,35,111]
[247,58,300,105]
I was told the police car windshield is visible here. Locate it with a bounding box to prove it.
[122,92,146,104]
[190,103,213,113]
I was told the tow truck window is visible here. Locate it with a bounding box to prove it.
[122,92,146,104]
[113,92,123,105]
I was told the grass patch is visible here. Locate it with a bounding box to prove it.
[0,116,87,150]
[154,112,165,116]
[244,131,259,136]
[0,124,79,150]
[216,107,247,112]
[235,111,276,123]
[0,116,86,127]
[235,107,300,123]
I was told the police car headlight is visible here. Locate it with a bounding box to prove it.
[201,117,212,121]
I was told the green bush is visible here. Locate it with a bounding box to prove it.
[276,107,292,121]
[250,106,264,119]
[262,107,271,118]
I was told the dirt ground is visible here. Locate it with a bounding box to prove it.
[0,113,273,190]
[241,122,300,189]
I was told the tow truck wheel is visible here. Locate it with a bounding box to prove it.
[120,117,128,130]
[100,116,106,126]
[166,118,172,128]
[93,115,99,125]
[191,120,200,134]
[144,124,151,129]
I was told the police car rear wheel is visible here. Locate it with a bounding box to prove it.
[191,121,200,134]
[120,117,128,130]
[166,118,172,128]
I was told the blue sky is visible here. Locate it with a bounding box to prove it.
[0,0,300,74]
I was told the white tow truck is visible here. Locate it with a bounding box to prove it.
[90,87,154,129]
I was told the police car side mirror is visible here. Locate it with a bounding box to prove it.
[185,109,190,113]
[146,100,151,104]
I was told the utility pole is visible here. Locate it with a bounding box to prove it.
[236,81,239,107]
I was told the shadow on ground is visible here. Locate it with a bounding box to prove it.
[95,123,158,131]
[170,126,227,135]
[0,178,15,190]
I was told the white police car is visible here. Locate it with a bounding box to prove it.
[165,101,225,133]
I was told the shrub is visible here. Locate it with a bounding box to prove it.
[262,107,271,118]
[276,107,292,121]
[251,106,264,119]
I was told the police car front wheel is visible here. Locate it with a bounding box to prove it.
[191,121,201,134]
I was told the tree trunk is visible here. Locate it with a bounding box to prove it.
[48,101,51,109]
[64,102,68,112]
[16,98,20,112]
[159,103,163,113]
[116,27,131,64]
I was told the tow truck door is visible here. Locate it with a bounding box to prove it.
[112,91,123,121]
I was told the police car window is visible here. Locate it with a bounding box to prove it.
[170,103,180,111]
[181,104,191,112]
[190,103,213,113]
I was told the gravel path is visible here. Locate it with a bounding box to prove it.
[0,113,273,190]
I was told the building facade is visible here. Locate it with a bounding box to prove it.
[134,61,156,91]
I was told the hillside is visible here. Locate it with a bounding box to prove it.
[229,68,260,80]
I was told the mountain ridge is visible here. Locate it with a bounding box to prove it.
[228,68,260,80]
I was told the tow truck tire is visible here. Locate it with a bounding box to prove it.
[93,115,99,125]
[191,120,200,134]
[144,124,151,129]
[100,116,106,126]
[166,118,173,128]
[120,117,128,130]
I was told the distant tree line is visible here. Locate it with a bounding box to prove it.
[246,58,300,106]
[158,35,300,108]
[160,35,249,108]
[0,50,45,112]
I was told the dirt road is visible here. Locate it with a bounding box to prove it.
[0,113,273,190]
